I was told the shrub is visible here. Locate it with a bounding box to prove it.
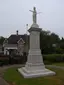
[43,54,64,63]
[0,54,9,66]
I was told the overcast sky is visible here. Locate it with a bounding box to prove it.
[0,0,64,38]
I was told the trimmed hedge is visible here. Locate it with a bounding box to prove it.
[43,54,64,63]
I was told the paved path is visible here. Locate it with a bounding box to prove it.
[0,77,9,85]
[1,64,64,70]
[0,64,64,85]
[46,65,64,70]
[0,67,9,85]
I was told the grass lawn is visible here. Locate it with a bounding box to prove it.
[3,67,64,85]
[51,62,64,66]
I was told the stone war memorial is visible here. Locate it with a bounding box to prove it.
[18,7,55,78]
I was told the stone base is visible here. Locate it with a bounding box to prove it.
[18,49,55,78]
[18,67,55,78]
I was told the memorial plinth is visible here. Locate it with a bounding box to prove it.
[18,23,55,78]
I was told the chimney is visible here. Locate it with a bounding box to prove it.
[16,30,18,35]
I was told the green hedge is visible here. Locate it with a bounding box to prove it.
[43,54,64,63]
